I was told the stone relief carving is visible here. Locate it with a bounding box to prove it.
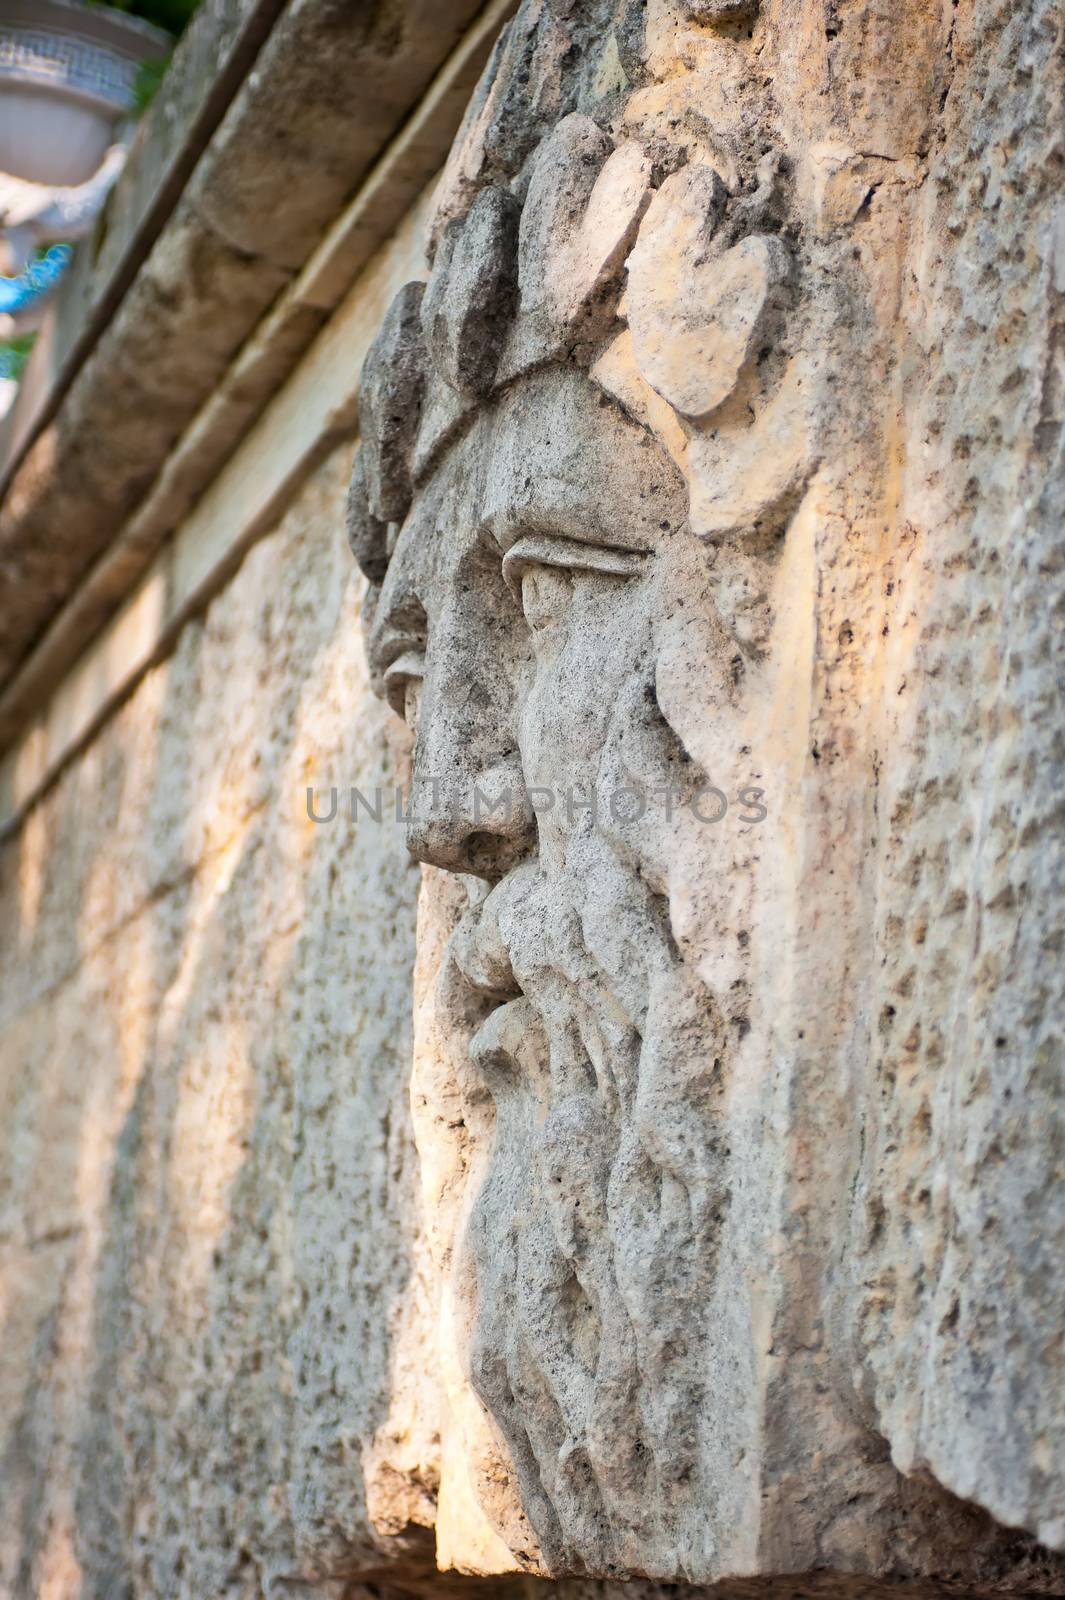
[345,0,1064,1587]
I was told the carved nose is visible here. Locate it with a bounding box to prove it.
[405,754,536,880]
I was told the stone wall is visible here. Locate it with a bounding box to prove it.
[0,451,436,1597]
[0,0,1062,1596]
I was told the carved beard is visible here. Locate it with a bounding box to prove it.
[446,718,733,1577]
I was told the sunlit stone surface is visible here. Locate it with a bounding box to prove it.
[347,0,1065,1586]
[0,1,1061,1594]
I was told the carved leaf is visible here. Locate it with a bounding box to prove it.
[358,280,427,522]
[627,163,790,423]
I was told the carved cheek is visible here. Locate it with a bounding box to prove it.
[518,580,631,784]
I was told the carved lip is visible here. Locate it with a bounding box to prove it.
[450,876,524,1006]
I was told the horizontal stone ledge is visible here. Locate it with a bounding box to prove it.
[0,0,511,699]
[0,0,289,486]
[0,184,431,840]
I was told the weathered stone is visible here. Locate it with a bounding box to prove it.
[627,168,790,423]
[685,0,760,22]
[421,186,521,394]
[1,0,1063,1593]
[0,452,432,1597]
[516,116,652,340]
[359,281,428,523]
[347,0,1065,1589]
[346,447,391,584]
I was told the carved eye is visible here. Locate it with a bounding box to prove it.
[383,647,425,725]
[502,533,649,634]
[520,566,573,632]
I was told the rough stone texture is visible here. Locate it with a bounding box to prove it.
[0,0,493,691]
[0,450,434,1597]
[347,0,1065,1589]
[1,0,1063,1595]
[361,282,430,523]
[422,187,522,396]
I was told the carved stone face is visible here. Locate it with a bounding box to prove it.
[365,363,756,1572]
[343,0,1065,1586]
[339,47,832,1562]
[368,365,692,875]
[343,39,817,1568]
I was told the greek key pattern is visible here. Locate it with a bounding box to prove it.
[0,27,140,109]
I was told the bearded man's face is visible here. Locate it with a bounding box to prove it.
[366,364,755,1573]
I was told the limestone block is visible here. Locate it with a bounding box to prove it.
[0,451,430,1597]
[345,0,1065,1590]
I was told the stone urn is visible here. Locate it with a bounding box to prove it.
[0,1,170,187]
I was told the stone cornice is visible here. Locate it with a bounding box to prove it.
[0,0,512,727]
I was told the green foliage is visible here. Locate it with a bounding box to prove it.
[0,334,37,383]
[132,55,171,113]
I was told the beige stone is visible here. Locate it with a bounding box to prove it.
[0,0,1062,1594]
[0,453,431,1596]
[345,0,1065,1588]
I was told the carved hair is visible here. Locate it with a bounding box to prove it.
[348,30,813,584]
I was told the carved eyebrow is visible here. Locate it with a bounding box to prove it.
[501,533,650,597]
[480,483,661,560]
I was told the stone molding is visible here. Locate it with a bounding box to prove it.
[0,0,510,701]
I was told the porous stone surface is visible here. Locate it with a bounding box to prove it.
[347,0,1065,1589]
[0,0,1063,1595]
[0,451,434,1597]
